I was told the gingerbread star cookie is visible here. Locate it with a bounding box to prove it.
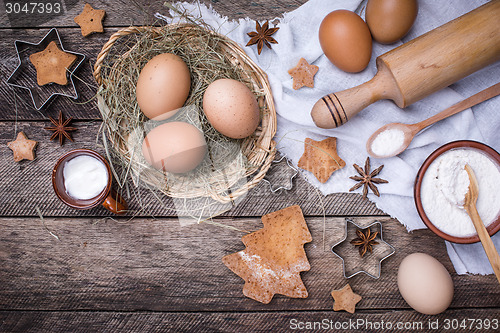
[29,41,77,86]
[331,284,362,314]
[298,137,345,183]
[222,205,312,304]
[7,132,38,162]
[288,58,319,90]
[74,3,106,37]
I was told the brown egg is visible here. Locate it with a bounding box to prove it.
[398,253,454,315]
[202,79,260,139]
[142,122,207,174]
[319,10,372,73]
[366,0,418,44]
[136,53,191,120]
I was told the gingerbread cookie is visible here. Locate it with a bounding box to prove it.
[74,3,106,37]
[288,58,319,90]
[331,284,362,313]
[298,137,345,183]
[7,132,38,162]
[29,41,77,86]
[222,205,312,304]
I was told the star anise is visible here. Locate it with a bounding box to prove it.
[246,21,279,55]
[350,228,379,257]
[349,157,388,198]
[45,111,76,145]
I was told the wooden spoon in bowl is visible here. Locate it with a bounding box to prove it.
[463,164,500,284]
[366,82,500,159]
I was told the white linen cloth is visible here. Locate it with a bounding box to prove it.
[160,0,500,275]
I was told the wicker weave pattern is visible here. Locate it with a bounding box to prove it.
[93,25,277,203]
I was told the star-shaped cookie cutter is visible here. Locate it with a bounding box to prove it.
[262,154,298,193]
[6,28,86,110]
[331,218,395,279]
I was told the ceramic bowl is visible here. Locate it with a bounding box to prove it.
[414,140,500,244]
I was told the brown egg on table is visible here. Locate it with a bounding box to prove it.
[202,79,260,139]
[136,53,191,120]
[366,0,419,44]
[319,10,372,73]
[397,253,454,315]
[142,122,207,174]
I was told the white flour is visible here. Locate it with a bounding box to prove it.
[421,148,500,237]
[371,128,405,156]
[63,155,109,200]
[437,157,470,207]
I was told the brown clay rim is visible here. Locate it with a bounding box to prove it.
[52,149,112,210]
[92,25,277,202]
[414,140,500,244]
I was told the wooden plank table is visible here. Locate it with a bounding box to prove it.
[1,1,499,332]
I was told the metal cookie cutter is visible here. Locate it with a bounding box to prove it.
[331,218,395,279]
[262,154,298,193]
[6,28,86,110]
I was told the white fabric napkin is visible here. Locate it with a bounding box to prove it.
[161,0,500,275]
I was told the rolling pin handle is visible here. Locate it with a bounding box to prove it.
[311,69,393,129]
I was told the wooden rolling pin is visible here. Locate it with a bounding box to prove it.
[311,0,500,129]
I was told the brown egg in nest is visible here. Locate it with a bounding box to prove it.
[203,79,260,139]
[136,53,191,120]
[142,122,207,174]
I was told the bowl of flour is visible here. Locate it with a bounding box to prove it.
[414,141,500,243]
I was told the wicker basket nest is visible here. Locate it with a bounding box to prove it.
[93,24,277,203]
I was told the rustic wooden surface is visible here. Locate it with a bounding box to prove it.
[0,1,499,332]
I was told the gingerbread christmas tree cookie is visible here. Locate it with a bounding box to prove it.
[74,3,106,37]
[288,58,319,90]
[298,137,346,183]
[29,41,77,86]
[7,132,38,162]
[222,205,312,304]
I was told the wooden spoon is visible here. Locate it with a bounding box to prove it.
[463,164,500,284]
[366,82,500,158]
